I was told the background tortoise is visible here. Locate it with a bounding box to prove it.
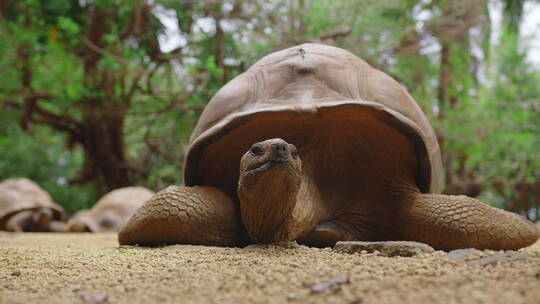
[0,178,68,232]
[119,43,539,250]
[68,187,154,232]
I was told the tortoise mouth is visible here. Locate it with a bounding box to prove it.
[246,160,293,174]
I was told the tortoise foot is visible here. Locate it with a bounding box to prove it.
[398,193,540,250]
[5,210,35,232]
[118,185,244,247]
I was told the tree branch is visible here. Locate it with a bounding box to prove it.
[125,68,147,103]
[22,92,82,140]
[319,26,351,41]
[82,36,129,65]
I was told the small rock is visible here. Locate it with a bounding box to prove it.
[81,293,108,304]
[114,285,125,292]
[442,248,483,263]
[244,241,300,250]
[287,292,299,300]
[289,263,300,268]
[163,244,227,251]
[465,252,535,266]
[244,244,264,249]
[310,277,350,293]
[334,241,434,257]
[118,245,139,249]
[444,249,536,266]
[11,271,21,277]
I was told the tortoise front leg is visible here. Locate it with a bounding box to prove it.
[30,208,69,232]
[5,210,35,232]
[118,186,245,247]
[47,220,70,232]
[397,193,540,250]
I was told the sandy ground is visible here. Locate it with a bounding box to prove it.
[1,233,540,304]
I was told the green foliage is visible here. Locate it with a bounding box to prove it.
[434,27,540,215]
[0,110,96,214]
[463,30,540,182]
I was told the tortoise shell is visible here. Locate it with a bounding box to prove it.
[0,178,66,229]
[68,187,154,232]
[185,43,441,200]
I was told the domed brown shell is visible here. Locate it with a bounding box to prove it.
[185,43,442,197]
[0,178,66,229]
[68,187,154,232]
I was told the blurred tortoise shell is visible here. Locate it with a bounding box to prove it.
[68,187,154,232]
[0,178,66,230]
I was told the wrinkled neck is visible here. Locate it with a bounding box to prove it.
[238,169,301,243]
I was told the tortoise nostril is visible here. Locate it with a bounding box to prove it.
[271,143,287,153]
[270,142,289,159]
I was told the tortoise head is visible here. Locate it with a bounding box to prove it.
[32,208,54,231]
[68,210,92,232]
[239,138,302,176]
[69,215,118,232]
[69,221,91,232]
[238,138,303,243]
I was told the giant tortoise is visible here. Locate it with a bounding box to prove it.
[68,187,154,232]
[119,43,539,250]
[0,178,68,232]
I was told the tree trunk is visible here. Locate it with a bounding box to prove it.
[433,0,483,198]
[78,105,130,195]
[437,41,451,116]
[214,14,225,83]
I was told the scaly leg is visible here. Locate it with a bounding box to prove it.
[397,193,540,250]
[118,186,245,246]
[5,210,35,232]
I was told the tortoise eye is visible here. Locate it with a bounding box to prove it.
[290,145,299,159]
[250,145,263,156]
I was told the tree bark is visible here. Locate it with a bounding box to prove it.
[437,41,451,115]
[77,106,130,195]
